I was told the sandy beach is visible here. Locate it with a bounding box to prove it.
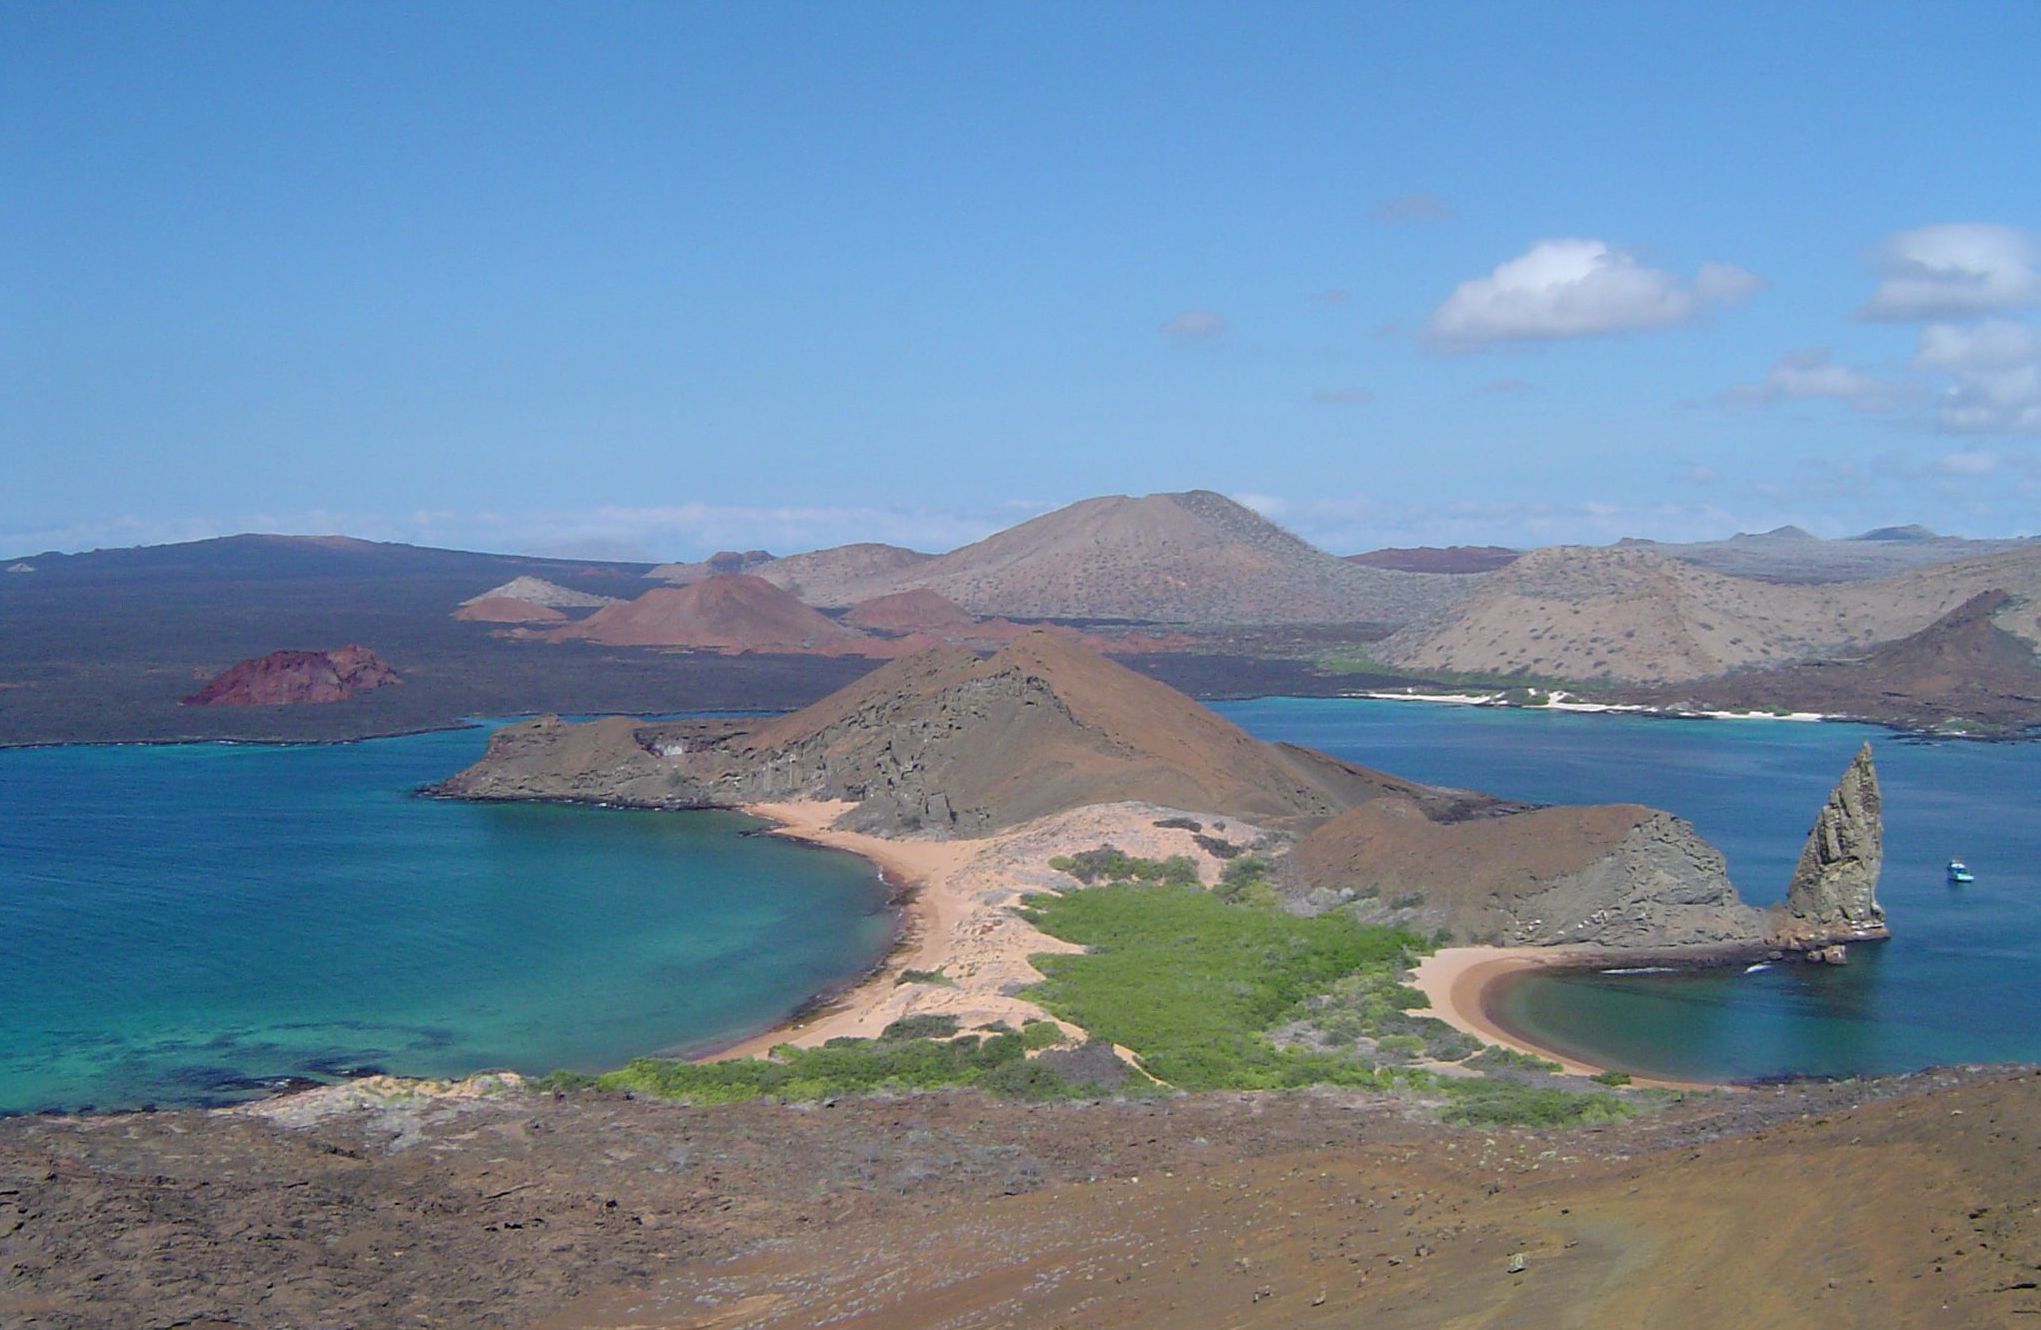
[1410,946,1727,1092]
[709,800,1265,1061]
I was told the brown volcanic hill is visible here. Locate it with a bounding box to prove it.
[1291,796,1763,947]
[1633,590,2041,732]
[843,588,975,633]
[1378,543,2041,684]
[549,574,868,652]
[184,645,401,707]
[443,632,1497,835]
[768,490,1468,625]
[1345,545,1520,574]
[452,596,567,624]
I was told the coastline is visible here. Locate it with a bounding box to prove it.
[1410,946,1729,1093]
[1348,688,1831,724]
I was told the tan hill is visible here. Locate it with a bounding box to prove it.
[717,543,934,603]
[756,491,1467,625]
[184,646,400,707]
[459,575,614,609]
[1630,590,2041,733]
[442,632,1497,835]
[1345,545,1519,574]
[1379,543,2041,684]
[842,588,975,633]
[452,596,567,624]
[548,574,869,652]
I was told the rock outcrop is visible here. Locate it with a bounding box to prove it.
[1783,743,1887,938]
[439,632,1502,835]
[184,646,401,707]
[1291,797,1765,948]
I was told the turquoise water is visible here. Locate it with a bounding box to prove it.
[0,728,894,1113]
[1215,699,2041,1082]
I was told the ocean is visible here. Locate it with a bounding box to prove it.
[0,726,893,1113]
[1217,698,2041,1082]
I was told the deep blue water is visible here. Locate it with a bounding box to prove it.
[1215,699,2041,1082]
[0,727,894,1114]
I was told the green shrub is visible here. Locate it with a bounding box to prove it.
[1021,1019,1068,1050]
[1468,1046,1565,1074]
[895,968,955,987]
[1020,881,1422,1091]
[880,1013,961,1041]
[1590,1070,1632,1087]
[1438,1080,1633,1127]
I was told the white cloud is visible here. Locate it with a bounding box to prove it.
[1913,319,2041,434]
[1426,239,1762,348]
[1160,309,1227,340]
[1372,192,1454,224]
[1937,449,1999,476]
[1860,224,2041,322]
[1722,349,1898,410]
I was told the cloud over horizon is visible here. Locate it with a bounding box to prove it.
[1914,319,2041,434]
[1722,348,1900,412]
[1860,224,2041,322]
[1426,239,1762,348]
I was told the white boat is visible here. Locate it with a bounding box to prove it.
[1947,859,1975,884]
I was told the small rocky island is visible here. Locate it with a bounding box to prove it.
[183,645,401,707]
[440,633,1885,962]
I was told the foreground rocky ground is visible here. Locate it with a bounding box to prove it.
[4,1067,2037,1328]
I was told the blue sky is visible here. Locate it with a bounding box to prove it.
[6,2,2040,560]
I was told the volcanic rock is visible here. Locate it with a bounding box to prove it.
[1291,797,1764,947]
[184,646,401,707]
[1784,744,1886,937]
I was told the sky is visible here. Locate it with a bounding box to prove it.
[6,1,2041,561]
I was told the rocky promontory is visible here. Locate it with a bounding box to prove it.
[438,632,1888,957]
[183,645,401,707]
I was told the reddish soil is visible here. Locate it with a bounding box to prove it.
[182,646,401,707]
[550,575,870,652]
[454,596,569,624]
[843,588,975,633]
[3,1068,2034,1329]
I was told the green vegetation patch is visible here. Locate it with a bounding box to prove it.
[1020,881,1420,1090]
[1048,847,1200,886]
[556,1024,1128,1105]
[1436,1079,1634,1127]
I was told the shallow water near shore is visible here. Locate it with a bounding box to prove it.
[1217,698,2041,1082]
[0,727,893,1114]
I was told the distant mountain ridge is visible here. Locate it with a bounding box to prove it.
[1380,542,2041,684]
[726,491,1469,626]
